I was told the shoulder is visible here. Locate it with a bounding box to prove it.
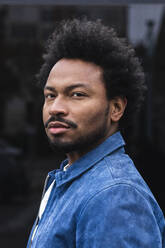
[78,156,164,226]
[82,150,150,198]
[78,182,164,235]
[76,182,164,247]
[79,182,150,217]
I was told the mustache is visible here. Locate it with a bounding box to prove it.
[44,116,77,129]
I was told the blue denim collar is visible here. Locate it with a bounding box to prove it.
[51,131,125,187]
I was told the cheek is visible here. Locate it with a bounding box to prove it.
[75,104,108,128]
[42,104,48,124]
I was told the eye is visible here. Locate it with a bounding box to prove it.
[71,92,87,98]
[44,93,55,100]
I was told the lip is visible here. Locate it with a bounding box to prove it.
[48,121,70,135]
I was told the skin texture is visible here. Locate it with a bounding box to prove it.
[43,58,127,164]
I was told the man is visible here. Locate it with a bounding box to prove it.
[27,18,165,247]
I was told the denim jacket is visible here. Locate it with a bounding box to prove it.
[27,132,165,247]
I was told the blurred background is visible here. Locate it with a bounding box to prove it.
[0,2,165,247]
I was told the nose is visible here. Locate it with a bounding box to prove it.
[48,97,68,116]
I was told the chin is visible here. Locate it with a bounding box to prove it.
[48,138,78,153]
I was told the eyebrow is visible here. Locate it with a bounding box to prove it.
[44,83,90,92]
[44,86,56,92]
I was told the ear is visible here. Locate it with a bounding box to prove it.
[109,97,127,123]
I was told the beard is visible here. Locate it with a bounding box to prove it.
[48,125,107,154]
[47,105,110,154]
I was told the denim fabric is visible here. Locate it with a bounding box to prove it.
[27,132,165,248]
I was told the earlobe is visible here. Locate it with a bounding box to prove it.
[110,97,127,122]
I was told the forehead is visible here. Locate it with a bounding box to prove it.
[46,58,104,87]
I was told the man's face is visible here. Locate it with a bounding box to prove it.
[43,58,117,154]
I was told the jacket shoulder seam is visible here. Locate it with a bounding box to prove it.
[77,182,152,224]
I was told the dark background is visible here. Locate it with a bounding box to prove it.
[0,3,165,247]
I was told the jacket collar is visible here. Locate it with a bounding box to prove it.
[51,131,125,187]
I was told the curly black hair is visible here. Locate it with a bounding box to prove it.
[38,18,146,130]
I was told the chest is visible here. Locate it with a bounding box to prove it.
[30,181,83,248]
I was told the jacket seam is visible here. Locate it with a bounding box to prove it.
[77,182,155,225]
